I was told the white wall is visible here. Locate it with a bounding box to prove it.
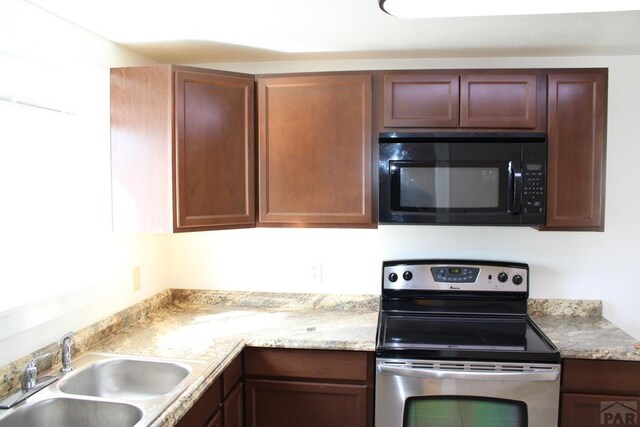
[2,0,639,368]
[169,55,640,341]
[0,0,164,366]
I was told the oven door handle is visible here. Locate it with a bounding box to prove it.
[377,365,560,382]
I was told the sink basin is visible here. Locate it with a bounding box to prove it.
[59,358,192,400]
[0,398,142,427]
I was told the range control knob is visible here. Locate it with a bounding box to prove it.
[403,271,413,281]
[389,273,398,283]
[512,275,523,285]
[498,272,509,283]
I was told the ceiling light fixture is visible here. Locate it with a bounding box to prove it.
[378,0,640,18]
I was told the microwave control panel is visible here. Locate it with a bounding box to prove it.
[523,163,545,215]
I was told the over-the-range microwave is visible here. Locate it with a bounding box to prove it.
[379,133,547,226]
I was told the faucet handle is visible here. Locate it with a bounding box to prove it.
[22,353,52,392]
[23,353,52,369]
[61,331,74,343]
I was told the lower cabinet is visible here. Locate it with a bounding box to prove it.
[244,347,374,427]
[223,382,244,427]
[561,359,640,427]
[176,354,244,427]
[205,411,222,427]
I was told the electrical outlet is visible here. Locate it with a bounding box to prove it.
[132,267,141,291]
[310,261,322,282]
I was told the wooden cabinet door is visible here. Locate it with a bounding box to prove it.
[175,69,255,231]
[245,379,368,427]
[545,71,607,231]
[176,377,222,427]
[205,411,223,427]
[257,74,373,226]
[461,73,539,129]
[383,73,459,128]
[223,382,244,427]
[561,393,640,427]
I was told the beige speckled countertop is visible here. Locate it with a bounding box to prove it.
[86,292,380,427]
[1,290,639,427]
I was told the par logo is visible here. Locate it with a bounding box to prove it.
[601,401,638,425]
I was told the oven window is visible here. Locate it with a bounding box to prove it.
[404,396,527,427]
[399,166,500,209]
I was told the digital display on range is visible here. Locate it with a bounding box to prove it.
[431,266,480,283]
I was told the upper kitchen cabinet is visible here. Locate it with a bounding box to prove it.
[257,74,374,227]
[460,72,544,130]
[380,70,546,132]
[111,65,255,232]
[544,70,607,231]
[382,72,459,128]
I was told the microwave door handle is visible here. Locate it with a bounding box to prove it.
[508,161,523,215]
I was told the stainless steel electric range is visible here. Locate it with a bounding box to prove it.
[375,259,561,427]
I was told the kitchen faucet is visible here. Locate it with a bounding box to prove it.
[0,353,58,409]
[61,331,74,373]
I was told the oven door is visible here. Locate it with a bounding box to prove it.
[375,358,560,427]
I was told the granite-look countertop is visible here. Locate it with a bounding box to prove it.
[528,298,640,361]
[532,315,640,361]
[2,290,639,427]
[55,290,379,427]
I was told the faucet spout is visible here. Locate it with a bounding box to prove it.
[61,331,74,373]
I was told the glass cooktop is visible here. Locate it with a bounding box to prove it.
[377,313,559,363]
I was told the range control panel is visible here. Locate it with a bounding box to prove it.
[383,260,528,293]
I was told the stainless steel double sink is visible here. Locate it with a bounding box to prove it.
[0,353,207,427]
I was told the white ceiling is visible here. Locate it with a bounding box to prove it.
[27,0,640,63]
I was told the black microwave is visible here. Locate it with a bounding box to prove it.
[379,133,547,226]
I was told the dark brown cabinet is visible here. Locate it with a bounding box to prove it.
[545,70,607,231]
[176,376,223,427]
[460,72,541,129]
[244,347,374,427]
[381,70,545,131]
[257,74,374,227]
[176,354,244,427]
[111,65,255,232]
[223,382,244,427]
[560,359,640,427]
[112,66,607,233]
[383,73,459,128]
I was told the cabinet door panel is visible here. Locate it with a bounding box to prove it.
[205,411,223,427]
[176,377,222,427]
[563,359,640,396]
[244,347,370,382]
[175,70,255,231]
[245,379,368,427]
[561,393,640,427]
[545,72,606,230]
[383,73,459,127]
[222,354,243,397]
[223,382,244,427]
[461,73,538,128]
[258,74,372,226]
